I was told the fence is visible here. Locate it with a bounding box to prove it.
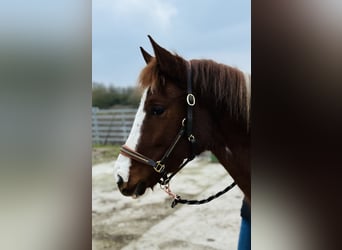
[92,107,137,145]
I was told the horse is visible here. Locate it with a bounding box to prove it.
[114,35,251,205]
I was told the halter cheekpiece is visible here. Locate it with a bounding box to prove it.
[119,61,236,207]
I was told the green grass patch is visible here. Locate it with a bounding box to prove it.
[92,144,121,166]
[210,154,219,163]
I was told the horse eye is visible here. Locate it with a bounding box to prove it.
[151,106,165,116]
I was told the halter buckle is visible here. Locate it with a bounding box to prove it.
[154,161,165,173]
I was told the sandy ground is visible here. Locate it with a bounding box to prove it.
[92,154,244,250]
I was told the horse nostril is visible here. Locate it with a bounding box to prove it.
[117,175,124,188]
[121,188,130,196]
[117,175,131,196]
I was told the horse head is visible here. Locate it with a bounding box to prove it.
[114,36,202,198]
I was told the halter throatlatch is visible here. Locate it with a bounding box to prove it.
[119,60,236,207]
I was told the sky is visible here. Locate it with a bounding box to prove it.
[92,0,250,87]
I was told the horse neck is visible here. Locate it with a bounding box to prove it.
[190,64,251,199]
[193,103,250,199]
[190,61,250,153]
[196,103,250,156]
[209,111,251,199]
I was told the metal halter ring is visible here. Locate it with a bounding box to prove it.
[182,118,186,126]
[188,134,195,142]
[186,94,196,106]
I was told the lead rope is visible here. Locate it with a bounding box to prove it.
[161,181,236,208]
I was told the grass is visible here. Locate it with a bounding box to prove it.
[92,144,121,166]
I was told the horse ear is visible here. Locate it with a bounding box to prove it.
[147,35,186,83]
[140,47,153,64]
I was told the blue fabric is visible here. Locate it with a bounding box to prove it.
[238,200,251,250]
[238,216,251,250]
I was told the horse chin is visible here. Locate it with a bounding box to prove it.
[131,181,147,199]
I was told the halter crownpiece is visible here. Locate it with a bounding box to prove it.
[185,61,196,146]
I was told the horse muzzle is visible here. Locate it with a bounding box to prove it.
[117,175,147,198]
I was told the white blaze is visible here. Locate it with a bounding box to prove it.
[114,89,148,182]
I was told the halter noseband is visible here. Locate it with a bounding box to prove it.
[120,61,196,185]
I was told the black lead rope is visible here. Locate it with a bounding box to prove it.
[170,182,236,208]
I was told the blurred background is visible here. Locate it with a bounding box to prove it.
[0,0,91,249]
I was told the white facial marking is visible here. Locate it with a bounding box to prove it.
[114,89,148,183]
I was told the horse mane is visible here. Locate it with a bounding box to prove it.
[191,59,250,128]
[138,57,251,129]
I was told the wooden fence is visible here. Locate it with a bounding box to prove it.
[92,107,137,145]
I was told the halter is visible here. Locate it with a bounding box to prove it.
[119,61,236,207]
[120,120,192,185]
[120,61,196,186]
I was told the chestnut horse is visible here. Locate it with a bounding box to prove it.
[114,36,250,204]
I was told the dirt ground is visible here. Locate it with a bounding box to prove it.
[92,154,244,250]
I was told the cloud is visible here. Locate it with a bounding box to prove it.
[95,0,177,30]
[92,0,250,86]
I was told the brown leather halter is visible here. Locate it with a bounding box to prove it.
[119,61,196,185]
